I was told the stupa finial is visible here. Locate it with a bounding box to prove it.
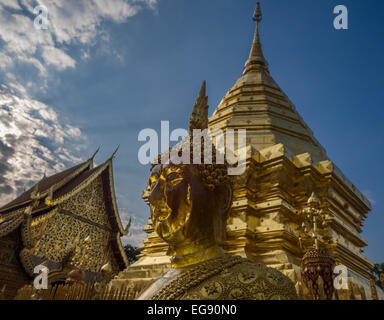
[253,1,262,22]
[243,2,269,75]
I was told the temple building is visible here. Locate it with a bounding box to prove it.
[112,4,383,299]
[0,149,129,299]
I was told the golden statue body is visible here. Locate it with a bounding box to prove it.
[137,81,297,300]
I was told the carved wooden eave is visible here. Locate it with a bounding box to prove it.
[111,231,129,270]
[33,159,128,237]
[19,248,35,277]
[36,159,129,269]
[0,210,25,238]
[0,151,130,278]
[0,158,95,215]
[105,160,130,236]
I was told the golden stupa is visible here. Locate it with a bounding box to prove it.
[111,3,382,300]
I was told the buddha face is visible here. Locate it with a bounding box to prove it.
[146,162,215,246]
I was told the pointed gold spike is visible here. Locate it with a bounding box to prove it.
[243,2,269,75]
[199,80,206,97]
[90,146,100,161]
[189,81,209,132]
[253,2,262,21]
[109,145,120,161]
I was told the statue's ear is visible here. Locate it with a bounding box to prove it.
[215,182,233,215]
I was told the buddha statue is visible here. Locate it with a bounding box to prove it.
[137,81,298,300]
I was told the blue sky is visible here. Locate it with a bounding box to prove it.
[0,0,383,262]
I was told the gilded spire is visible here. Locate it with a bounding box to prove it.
[243,2,269,75]
[189,80,209,133]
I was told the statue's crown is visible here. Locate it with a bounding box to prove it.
[153,81,232,191]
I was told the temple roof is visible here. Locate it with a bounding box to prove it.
[0,149,128,234]
[0,150,97,214]
[0,149,129,272]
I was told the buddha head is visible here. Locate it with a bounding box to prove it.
[144,82,233,260]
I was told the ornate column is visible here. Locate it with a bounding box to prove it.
[298,193,335,300]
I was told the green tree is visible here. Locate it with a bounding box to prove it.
[123,244,141,264]
[372,263,384,289]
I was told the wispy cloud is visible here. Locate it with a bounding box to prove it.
[0,85,85,206]
[0,0,159,207]
[0,0,158,87]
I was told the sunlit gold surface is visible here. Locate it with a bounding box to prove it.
[134,79,297,300]
[117,2,384,300]
[147,163,227,269]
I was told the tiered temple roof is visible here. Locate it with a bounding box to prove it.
[0,149,129,297]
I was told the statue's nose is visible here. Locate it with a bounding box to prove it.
[148,179,164,205]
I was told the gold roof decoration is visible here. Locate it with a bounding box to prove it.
[297,193,332,251]
[101,261,112,274]
[68,235,93,270]
[307,192,321,207]
[243,2,269,75]
[189,80,209,132]
[44,186,54,206]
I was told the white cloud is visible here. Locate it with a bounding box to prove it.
[41,46,76,70]
[0,0,158,78]
[1,0,23,10]
[0,53,13,70]
[0,88,86,206]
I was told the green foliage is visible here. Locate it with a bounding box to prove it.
[372,263,384,289]
[123,244,141,264]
